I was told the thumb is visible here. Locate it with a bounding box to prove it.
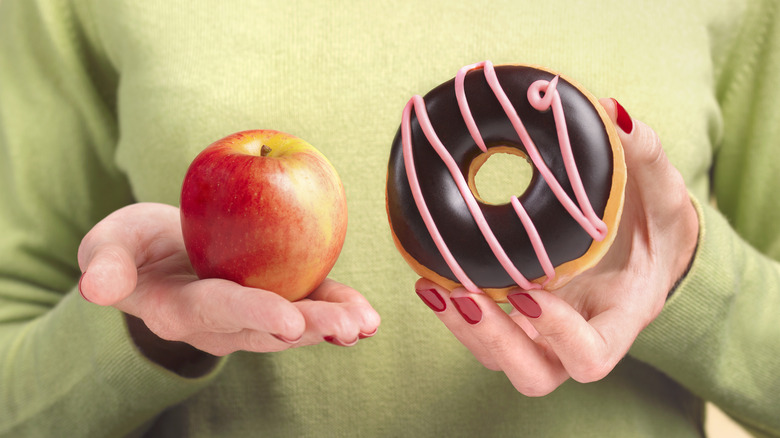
[77,242,137,306]
[599,98,674,186]
[599,97,690,224]
[77,203,180,306]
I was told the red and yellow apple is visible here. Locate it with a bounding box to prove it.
[180,129,348,301]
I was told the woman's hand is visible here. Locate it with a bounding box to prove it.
[77,203,380,363]
[415,98,699,396]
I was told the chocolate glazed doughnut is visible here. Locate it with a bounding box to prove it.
[386,61,626,302]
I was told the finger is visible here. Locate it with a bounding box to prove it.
[600,98,696,246]
[507,289,634,384]
[309,279,381,336]
[416,279,569,395]
[414,278,498,369]
[448,288,570,396]
[182,328,298,356]
[508,308,541,340]
[77,203,181,305]
[119,273,308,343]
[183,279,307,340]
[295,300,361,346]
[308,278,367,303]
[77,243,137,306]
[77,203,182,270]
[120,275,309,355]
[599,98,682,195]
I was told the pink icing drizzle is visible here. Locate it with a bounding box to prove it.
[401,61,607,293]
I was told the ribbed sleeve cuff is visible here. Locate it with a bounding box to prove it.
[45,291,226,436]
[629,193,780,436]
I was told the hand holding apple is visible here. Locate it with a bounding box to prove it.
[180,130,348,301]
[77,203,380,364]
[76,132,376,365]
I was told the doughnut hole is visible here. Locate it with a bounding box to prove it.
[468,146,534,205]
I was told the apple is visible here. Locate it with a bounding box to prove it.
[180,129,348,301]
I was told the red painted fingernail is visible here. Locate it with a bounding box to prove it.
[358,328,378,339]
[507,292,542,319]
[272,334,302,344]
[451,296,483,325]
[324,336,359,347]
[612,98,634,134]
[416,288,446,313]
[78,272,92,303]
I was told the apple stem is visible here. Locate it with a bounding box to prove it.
[261,144,272,157]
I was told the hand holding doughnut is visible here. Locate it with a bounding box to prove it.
[77,203,380,366]
[415,100,699,395]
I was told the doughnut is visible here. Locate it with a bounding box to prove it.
[386,61,626,302]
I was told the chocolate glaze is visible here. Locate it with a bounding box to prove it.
[387,65,614,288]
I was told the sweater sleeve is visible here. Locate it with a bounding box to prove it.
[629,0,780,436]
[0,0,223,436]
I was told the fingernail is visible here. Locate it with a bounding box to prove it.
[612,98,634,134]
[416,288,446,313]
[324,336,359,347]
[358,328,378,339]
[451,296,483,325]
[78,272,92,303]
[272,333,302,344]
[507,292,542,318]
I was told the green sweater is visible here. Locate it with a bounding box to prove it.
[1,0,779,436]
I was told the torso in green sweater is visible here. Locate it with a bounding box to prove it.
[103,3,721,435]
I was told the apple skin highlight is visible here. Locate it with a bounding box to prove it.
[180,130,348,301]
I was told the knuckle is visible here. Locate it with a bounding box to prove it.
[522,386,556,398]
[184,335,236,357]
[479,358,502,372]
[246,293,303,336]
[636,121,662,149]
[480,334,515,358]
[327,306,360,339]
[145,306,188,342]
[503,364,565,397]
[206,346,236,357]
[243,304,270,329]
[627,122,666,168]
[243,331,286,353]
[512,376,559,397]
[242,335,266,353]
[570,356,615,383]
[193,291,228,333]
[144,319,179,342]
[356,303,381,329]
[196,309,223,333]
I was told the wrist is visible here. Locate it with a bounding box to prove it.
[667,197,700,299]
